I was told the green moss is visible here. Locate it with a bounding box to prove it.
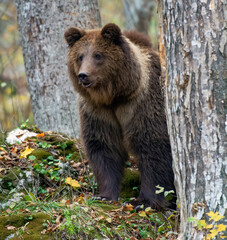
[34,133,83,162]
[29,148,52,160]
[71,150,84,162]
[0,212,51,240]
[120,168,140,198]
[58,142,78,157]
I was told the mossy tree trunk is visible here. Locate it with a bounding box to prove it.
[15,0,101,137]
[158,1,226,239]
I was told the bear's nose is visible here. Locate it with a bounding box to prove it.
[78,72,89,82]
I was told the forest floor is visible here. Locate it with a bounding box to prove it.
[0,123,179,240]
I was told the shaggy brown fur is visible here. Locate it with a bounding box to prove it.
[64,23,176,210]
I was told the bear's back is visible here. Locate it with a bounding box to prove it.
[123,30,152,49]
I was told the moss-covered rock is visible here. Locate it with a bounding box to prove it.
[120,168,140,198]
[0,212,51,240]
[29,148,52,161]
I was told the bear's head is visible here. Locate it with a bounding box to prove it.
[64,23,141,106]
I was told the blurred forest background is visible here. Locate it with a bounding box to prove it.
[0,0,158,134]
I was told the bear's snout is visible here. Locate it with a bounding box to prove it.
[78,72,88,81]
[78,72,93,88]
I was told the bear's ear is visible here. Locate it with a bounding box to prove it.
[64,27,85,47]
[101,23,122,44]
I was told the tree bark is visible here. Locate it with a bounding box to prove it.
[158,0,227,239]
[122,0,154,34]
[15,0,101,137]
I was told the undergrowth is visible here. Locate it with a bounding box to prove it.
[0,123,179,239]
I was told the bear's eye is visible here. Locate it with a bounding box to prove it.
[94,53,102,60]
[78,55,83,62]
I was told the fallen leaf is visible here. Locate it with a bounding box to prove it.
[105,217,112,223]
[71,162,83,168]
[65,200,70,205]
[138,211,147,217]
[55,215,62,224]
[11,147,18,155]
[65,177,81,188]
[36,132,45,137]
[122,203,134,211]
[20,147,34,159]
[76,195,84,204]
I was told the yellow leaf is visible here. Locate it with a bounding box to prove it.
[204,234,212,240]
[105,217,112,223]
[215,224,227,232]
[205,224,213,229]
[65,177,80,188]
[139,211,146,217]
[198,220,207,230]
[209,229,219,238]
[220,236,227,239]
[145,207,152,212]
[20,147,34,158]
[207,211,224,222]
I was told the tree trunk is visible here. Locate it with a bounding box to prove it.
[15,0,101,137]
[158,1,227,239]
[122,0,154,34]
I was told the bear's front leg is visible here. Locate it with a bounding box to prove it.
[133,139,176,210]
[80,107,128,201]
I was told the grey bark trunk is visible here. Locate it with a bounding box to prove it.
[122,0,154,34]
[15,0,101,137]
[158,1,227,239]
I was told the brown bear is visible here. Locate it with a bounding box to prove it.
[64,23,176,210]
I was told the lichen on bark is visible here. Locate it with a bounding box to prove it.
[158,0,227,239]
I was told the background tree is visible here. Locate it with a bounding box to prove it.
[158,0,226,239]
[15,0,101,137]
[122,0,155,34]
